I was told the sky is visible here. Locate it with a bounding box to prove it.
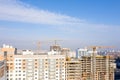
[0,0,120,50]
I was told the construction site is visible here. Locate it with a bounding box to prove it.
[0,43,116,80]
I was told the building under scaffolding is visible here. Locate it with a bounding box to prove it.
[81,55,115,80]
[66,59,81,80]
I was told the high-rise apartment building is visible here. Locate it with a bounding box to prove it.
[0,45,66,80]
[76,48,88,59]
[76,48,97,59]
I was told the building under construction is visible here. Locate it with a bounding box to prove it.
[66,46,115,80]
[66,55,115,80]
[80,55,115,80]
[66,59,81,80]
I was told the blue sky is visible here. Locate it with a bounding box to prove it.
[0,0,120,50]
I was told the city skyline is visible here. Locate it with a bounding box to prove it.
[0,0,120,50]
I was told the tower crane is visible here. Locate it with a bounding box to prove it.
[87,46,114,80]
[36,41,49,52]
[36,40,63,52]
[52,40,63,46]
[37,41,41,52]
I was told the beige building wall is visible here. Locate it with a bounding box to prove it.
[0,55,5,80]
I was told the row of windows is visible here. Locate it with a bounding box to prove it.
[8,78,65,80]
[7,74,25,76]
[7,74,65,78]
[15,58,65,61]
[13,62,65,65]
[7,78,25,80]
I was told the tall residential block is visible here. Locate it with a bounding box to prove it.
[76,48,97,59]
[0,45,66,80]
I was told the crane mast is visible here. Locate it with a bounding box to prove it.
[88,46,114,80]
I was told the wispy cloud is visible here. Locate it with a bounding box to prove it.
[0,0,117,31]
[0,0,119,37]
[0,0,84,25]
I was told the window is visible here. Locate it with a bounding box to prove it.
[23,67,25,69]
[23,63,25,65]
[4,51,7,56]
[10,56,12,57]
[10,63,13,65]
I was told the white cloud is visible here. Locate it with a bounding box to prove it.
[0,0,119,35]
[0,0,84,25]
